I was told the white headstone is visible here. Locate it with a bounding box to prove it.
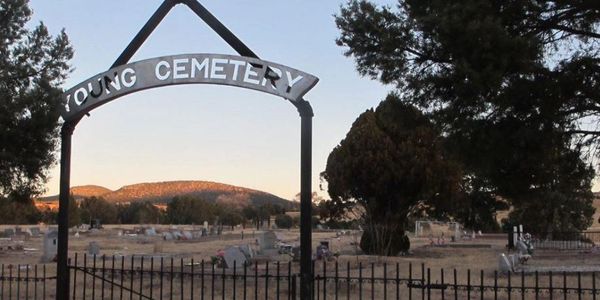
[498,253,512,272]
[508,254,519,268]
[519,225,523,239]
[172,231,183,240]
[516,240,528,255]
[203,221,209,230]
[163,232,174,241]
[42,231,58,262]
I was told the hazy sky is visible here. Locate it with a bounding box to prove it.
[31,0,396,200]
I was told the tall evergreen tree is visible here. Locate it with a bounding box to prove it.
[322,95,463,254]
[335,0,599,232]
[0,0,73,201]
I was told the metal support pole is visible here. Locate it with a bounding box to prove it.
[111,0,178,68]
[56,122,75,300]
[183,0,259,58]
[295,100,313,300]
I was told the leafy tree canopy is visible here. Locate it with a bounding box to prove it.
[335,0,599,232]
[0,0,73,201]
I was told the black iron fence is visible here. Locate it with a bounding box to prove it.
[2,256,600,299]
[0,264,54,299]
[530,231,600,250]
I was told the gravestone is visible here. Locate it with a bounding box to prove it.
[498,253,512,273]
[88,241,100,255]
[163,232,174,241]
[223,247,246,268]
[145,228,156,236]
[30,227,40,237]
[508,254,519,268]
[516,240,528,255]
[239,244,254,259]
[172,231,183,240]
[259,231,278,251]
[42,231,58,262]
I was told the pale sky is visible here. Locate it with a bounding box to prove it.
[31,0,396,200]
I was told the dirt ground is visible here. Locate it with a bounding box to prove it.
[1,224,599,274]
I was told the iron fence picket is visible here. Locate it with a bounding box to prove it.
[232,260,236,300]
[409,263,413,300]
[548,271,554,300]
[16,264,20,300]
[181,258,185,300]
[594,272,597,300]
[494,270,498,300]
[480,270,484,300]
[277,261,280,300]
[440,268,445,300]
[383,263,387,300]
[242,260,246,300]
[266,261,270,300]
[359,261,363,300]
[396,263,400,300]
[34,264,38,300]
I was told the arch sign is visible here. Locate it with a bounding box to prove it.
[55,1,318,299]
[61,53,318,122]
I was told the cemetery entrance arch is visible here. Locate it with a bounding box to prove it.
[55,1,318,299]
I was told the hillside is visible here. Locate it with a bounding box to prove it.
[40,181,296,209]
[38,185,113,202]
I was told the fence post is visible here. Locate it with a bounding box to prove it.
[409,263,413,300]
[291,275,297,300]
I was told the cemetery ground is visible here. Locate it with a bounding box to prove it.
[1,225,600,286]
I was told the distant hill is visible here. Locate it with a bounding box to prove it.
[39,181,296,209]
[38,185,113,202]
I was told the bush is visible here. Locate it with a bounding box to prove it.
[275,214,293,229]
